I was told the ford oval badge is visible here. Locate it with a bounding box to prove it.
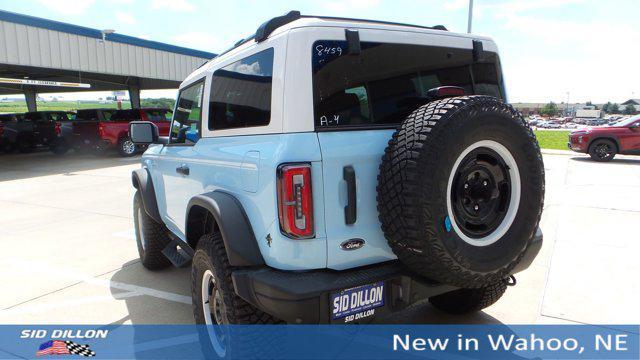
[340,239,365,251]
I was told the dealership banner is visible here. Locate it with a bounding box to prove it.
[1,325,638,359]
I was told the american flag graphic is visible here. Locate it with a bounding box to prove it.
[36,340,96,357]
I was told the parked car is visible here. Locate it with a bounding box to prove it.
[73,107,171,156]
[128,11,544,332]
[568,115,640,161]
[0,113,33,153]
[22,111,70,154]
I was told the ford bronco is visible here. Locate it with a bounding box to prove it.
[129,12,545,330]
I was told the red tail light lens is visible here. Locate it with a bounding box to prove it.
[0,124,4,137]
[98,122,105,137]
[54,121,61,136]
[277,163,314,239]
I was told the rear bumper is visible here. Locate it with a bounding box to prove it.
[232,227,543,324]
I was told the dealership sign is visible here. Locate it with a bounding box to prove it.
[0,77,91,88]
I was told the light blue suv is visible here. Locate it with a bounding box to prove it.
[129,11,545,326]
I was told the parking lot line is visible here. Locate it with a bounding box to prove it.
[4,259,192,308]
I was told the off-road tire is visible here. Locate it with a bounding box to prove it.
[50,138,70,155]
[377,96,544,288]
[133,191,171,270]
[588,139,617,162]
[118,136,137,157]
[192,233,281,325]
[429,280,508,314]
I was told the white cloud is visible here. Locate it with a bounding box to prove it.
[324,0,381,13]
[151,0,195,12]
[36,0,95,15]
[170,32,221,52]
[443,0,468,11]
[115,12,136,25]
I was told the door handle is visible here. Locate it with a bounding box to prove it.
[343,166,357,225]
[176,164,190,176]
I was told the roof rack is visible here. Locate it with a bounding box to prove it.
[213,11,448,59]
[254,11,448,43]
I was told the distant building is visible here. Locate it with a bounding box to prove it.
[621,99,640,112]
[575,109,602,118]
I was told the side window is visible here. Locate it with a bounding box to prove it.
[170,80,204,144]
[208,48,274,130]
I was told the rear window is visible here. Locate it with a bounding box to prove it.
[111,110,139,121]
[144,109,172,121]
[312,41,504,129]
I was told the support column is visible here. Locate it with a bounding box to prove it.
[128,85,141,109]
[24,90,37,112]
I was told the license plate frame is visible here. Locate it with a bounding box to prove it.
[330,281,385,321]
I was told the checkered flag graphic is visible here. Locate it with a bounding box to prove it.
[65,341,96,357]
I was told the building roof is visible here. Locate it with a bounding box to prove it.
[0,9,216,59]
[621,99,640,105]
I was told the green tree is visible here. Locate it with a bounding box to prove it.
[610,103,620,114]
[539,102,558,117]
[602,102,611,113]
[623,104,636,115]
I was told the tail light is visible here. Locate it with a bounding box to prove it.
[0,123,4,137]
[277,163,314,239]
[54,121,61,136]
[98,122,106,137]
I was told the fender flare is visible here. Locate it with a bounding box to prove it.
[186,191,265,267]
[131,168,162,223]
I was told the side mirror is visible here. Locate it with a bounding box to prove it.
[129,121,158,144]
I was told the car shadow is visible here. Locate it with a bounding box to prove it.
[570,156,640,165]
[0,148,140,182]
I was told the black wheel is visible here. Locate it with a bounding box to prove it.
[429,280,508,314]
[133,191,171,270]
[588,139,616,162]
[118,137,137,157]
[377,96,544,288]
[50,138,70,155]
[192,233,282,357]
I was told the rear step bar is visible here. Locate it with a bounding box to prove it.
[162,234,194,268]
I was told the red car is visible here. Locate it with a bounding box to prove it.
[568,115,640,161]
[74,108,172,157]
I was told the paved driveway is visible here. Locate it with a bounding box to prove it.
[0,150,638,325]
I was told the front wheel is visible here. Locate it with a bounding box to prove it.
[118,137,137,157]
[429,280,508,314]
[133,191,171,270]
[589,139,616,162]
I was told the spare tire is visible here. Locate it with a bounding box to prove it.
[377,96,544,288]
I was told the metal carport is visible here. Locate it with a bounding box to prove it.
[0,9,216,110]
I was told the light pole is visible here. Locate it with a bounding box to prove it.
[467,0,474,33]
[566,91,570,116]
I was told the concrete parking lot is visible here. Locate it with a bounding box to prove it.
[1,149,639,325]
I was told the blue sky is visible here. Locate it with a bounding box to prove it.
[0,0,639,103]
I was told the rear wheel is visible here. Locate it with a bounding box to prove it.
[192,233,282,357]
[589,139,616,162]
[118,137,137,157]
[50,138,69,155]
[133,191,171,270]
[429,280,508,314]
